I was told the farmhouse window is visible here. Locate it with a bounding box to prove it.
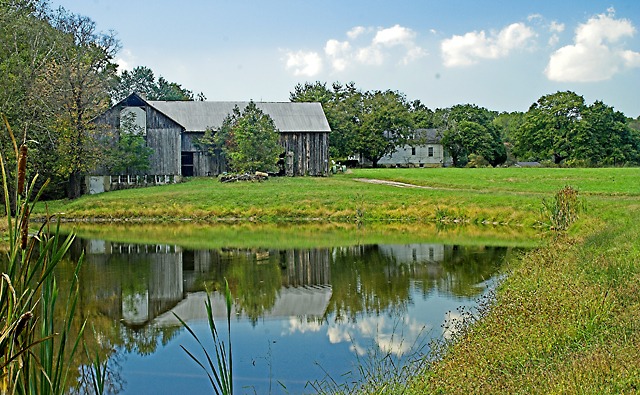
[411,147,416,155]
[428,147,434,157]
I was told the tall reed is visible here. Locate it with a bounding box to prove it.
[175,278,234,395]
[1,115,84,394]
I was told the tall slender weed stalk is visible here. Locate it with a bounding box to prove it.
[1,115,84,394]
[175,278,233,395]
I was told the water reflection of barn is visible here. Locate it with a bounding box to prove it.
[82,240,332,328]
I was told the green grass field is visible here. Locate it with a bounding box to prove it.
[36,167,640,228]
[36,167,640,394]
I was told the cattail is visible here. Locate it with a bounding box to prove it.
[14,311,33,339]
[20,204,29,250]
[17,144,27,197]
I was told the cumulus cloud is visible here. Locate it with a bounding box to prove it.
[284,50,323,76]
[347,26,368,40]
[441,22,535,67]
[548,21,566,46]
[283,24,426,75]
[545,10,640,82]
[325,39,351,71]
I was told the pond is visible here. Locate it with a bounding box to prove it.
[54,226,526,394]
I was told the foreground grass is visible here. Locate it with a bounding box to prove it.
[403,208,640,394]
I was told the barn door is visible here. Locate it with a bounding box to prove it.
[181,152,194,176]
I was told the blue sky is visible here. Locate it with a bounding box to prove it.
[51,0,640,117]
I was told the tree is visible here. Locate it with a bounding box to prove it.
[583,101,639,166]
[199,102,282,173]
[0,0,63,196]
[512,91,640,166]
[46,7,120,198]
[103,111,153,174]
[290,81,362,159]
[110,66,194,102]
[437,104,505,167]
[513,91,587,164]
[358,90,414,166]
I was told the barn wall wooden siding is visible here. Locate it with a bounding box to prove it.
[280,131,329,176]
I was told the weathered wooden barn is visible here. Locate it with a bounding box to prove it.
[91,92,330,192]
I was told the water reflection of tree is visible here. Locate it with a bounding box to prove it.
[414,245,509,298]
[328,245,412,323]
[222,249,281,326]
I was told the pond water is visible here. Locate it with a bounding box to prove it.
[56,233,521,394]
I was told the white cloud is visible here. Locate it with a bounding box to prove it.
[284,50,323,76]
[545,10,640,82]
[548,21,566,46]
[550,21,565,33]
[356,45,385,65]
[284,24,426,75]
[528,14,543,22]
[373,24,415,46]
[347,26,367,40]
[358,24,426,67]
[325,39,351,71]
[441,22,535,67]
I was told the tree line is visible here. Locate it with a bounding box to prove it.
[291,82,640,168]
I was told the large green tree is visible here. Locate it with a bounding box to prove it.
[437,104,506,167]
[291,82,416,165]
[513,91,587,164]
[358,90,414,167]
[513,91,640,166]
[47,7,120,198]
[290,81,362,159]
[199,102,282,173]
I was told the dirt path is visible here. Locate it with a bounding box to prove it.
[353,178,435,189]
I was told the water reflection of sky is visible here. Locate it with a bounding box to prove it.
[120,285,487,394]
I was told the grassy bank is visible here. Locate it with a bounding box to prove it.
[35,168,640,227]
[405,206,640,394]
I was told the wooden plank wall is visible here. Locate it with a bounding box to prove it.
[280,132,329,176]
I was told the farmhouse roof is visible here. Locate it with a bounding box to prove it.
[147,100,331,133]
[413,128,442,143]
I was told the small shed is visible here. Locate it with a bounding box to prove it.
[93,93,331,188]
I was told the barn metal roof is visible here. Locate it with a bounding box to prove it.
[147,100,331,133]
